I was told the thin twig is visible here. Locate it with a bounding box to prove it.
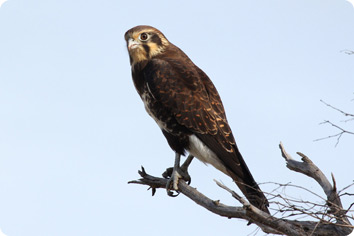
[338,181,354,195]
[320,100,354,118]
[314,120,354,146]
[128,143,354,235]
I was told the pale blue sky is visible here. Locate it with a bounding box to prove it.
[0,1,353,235]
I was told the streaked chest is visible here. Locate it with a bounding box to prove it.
[141,83,171,131]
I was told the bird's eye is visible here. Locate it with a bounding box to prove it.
[139,33,149,41]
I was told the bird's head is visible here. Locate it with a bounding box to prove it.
[124,25,169,65]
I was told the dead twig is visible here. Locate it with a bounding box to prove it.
[128,143,353,235]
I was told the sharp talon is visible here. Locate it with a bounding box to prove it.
[167,189,180,197]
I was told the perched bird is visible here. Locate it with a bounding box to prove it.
[125,25,269,213]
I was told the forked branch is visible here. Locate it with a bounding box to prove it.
[129,143,353,235]
[315,100,354,146]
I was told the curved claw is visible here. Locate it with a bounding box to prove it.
[180,168,191,185]
[167,188,180,197]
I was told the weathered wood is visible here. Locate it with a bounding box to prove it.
[128,143,353,236]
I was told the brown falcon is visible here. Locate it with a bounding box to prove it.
[124,25,269,213]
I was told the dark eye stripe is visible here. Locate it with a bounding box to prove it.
[143,44,150,56]
[151,34,162,45]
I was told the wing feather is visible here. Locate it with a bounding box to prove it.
[144,58,237,148]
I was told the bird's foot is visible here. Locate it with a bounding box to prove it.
[162,165,191,185]
[165,168,182,197]
[163,166,191,197]
[162,154,193,185]
[162,154,193,197]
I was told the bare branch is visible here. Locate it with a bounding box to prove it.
[314,121,354,146]
[320,100,354,118]
[279,142,352,234]
[128,144,353,235]
[214,180,303,235]
[316,100,354,145]
[128,166,248,219]
[279,142,333,197]
[338,181,354,195]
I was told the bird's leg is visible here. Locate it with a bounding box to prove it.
[181,155,194,174]
[168,153,182,192]
[164,154,194,196]
[163,154,194,182]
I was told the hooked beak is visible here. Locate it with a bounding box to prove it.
[128,38,139,51]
